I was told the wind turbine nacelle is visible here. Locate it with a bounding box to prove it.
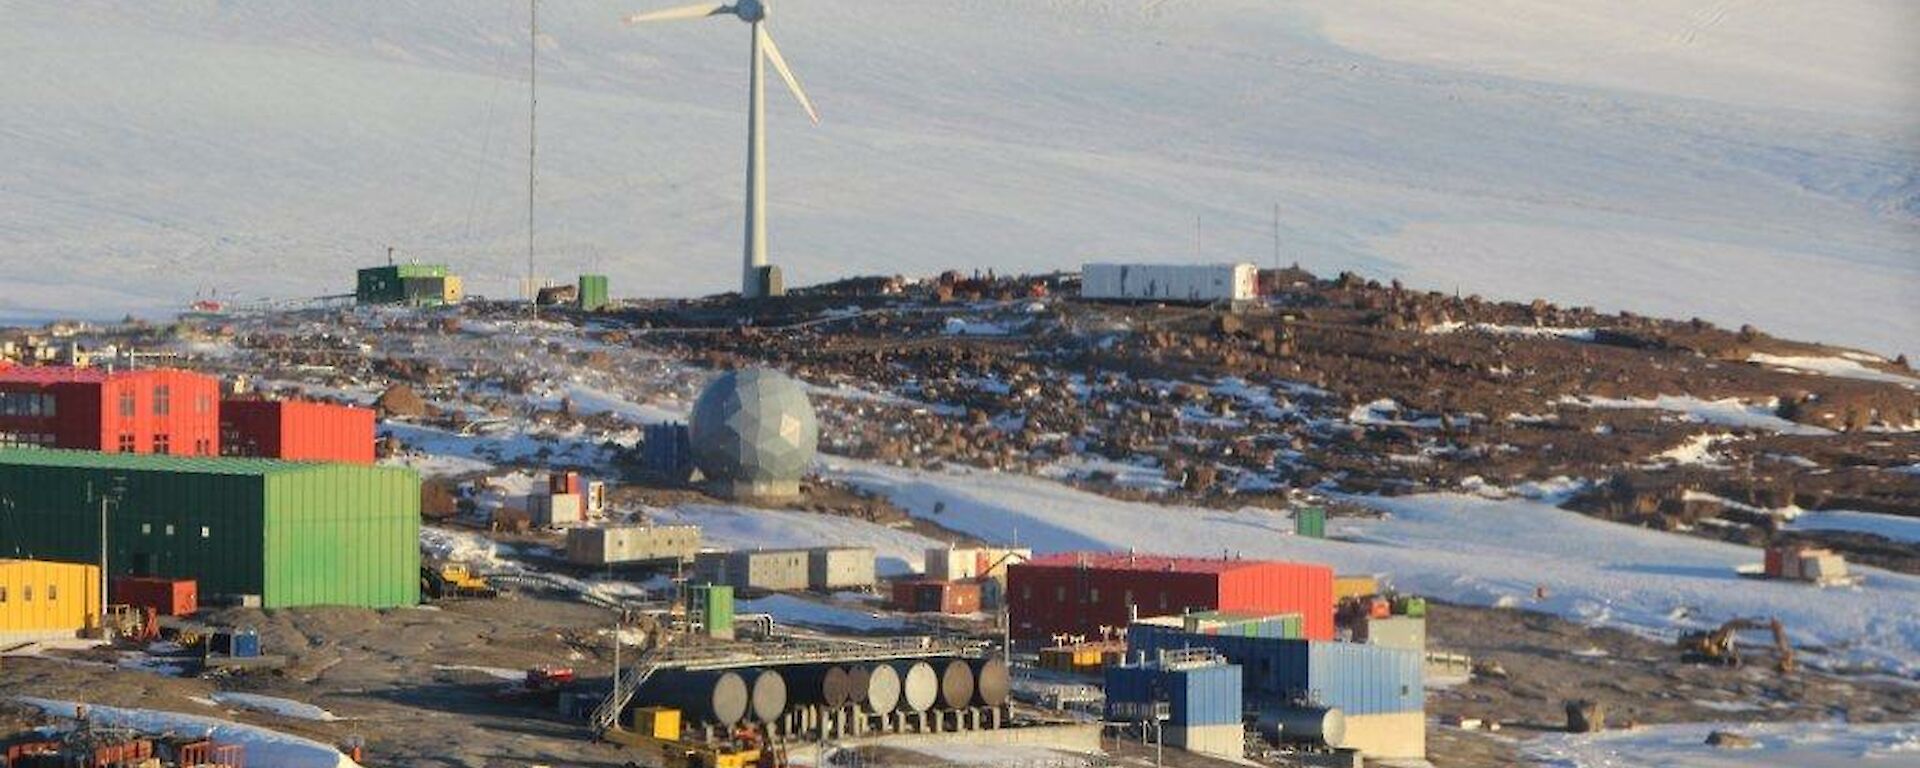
[736,0,766,22]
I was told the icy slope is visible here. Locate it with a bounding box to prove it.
[823,458,1920,677]
[1,1,1915,355]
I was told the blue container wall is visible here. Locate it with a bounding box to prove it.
[1127,626,1420,715]
[1171,664,1242,726]
[1105,662,1242,726]
[1307,641,1422,714]
[1104,664,1157,720]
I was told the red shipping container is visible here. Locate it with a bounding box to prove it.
[220,399,375,464]
[1764,546,1783,578]
[890,579,982,614]
[1008,552,1335,641]
[113,576,199,617]
[0,366,221,456]
[921,580,982,614]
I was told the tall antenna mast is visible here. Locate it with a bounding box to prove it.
[1272,203,1280,271]
[527,0,539,308]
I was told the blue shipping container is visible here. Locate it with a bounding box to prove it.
[1104,659,1243,726]
[1125,626,1420,715]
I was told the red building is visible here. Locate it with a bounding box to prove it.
[0,367,219,456]
[1007,552,1334,641]
[220,399,376,464]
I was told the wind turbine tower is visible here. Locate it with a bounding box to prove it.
[626,0,820,299]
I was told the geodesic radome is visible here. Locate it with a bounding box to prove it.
[689,367,819,496]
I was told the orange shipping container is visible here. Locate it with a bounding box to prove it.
[112,576,198,617]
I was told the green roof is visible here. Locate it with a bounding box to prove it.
[0,448,337,477]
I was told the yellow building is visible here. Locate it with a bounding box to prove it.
[0,559,101,643]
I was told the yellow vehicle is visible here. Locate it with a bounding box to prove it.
[421,562,499,599]
[603,707,785,768]
[1677,617,1795,674]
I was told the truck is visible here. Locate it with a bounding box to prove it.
[1079,262,1259,305]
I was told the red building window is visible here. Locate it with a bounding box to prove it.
[153,433,171,455]
[117,434,136,453]
[154,384,171,416]
[118,389,135,417]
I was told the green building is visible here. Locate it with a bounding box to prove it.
[357,264,459,307]
[577,274,611,311]
[0,449,420,609]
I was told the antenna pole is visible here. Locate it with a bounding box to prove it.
[527,0,539,309]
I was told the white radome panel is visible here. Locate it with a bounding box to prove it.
[689,367,820,497]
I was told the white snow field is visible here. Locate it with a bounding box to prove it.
[822,458,1920,677]
[1525,720,1920,768]
[1,1,1916,357]
[15,697,362,768]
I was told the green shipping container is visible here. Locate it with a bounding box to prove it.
[689,583,734,637]
[1294,506,1326,539]
[0,449,420,609]
[358,264,449,305]
[577,274,610,311]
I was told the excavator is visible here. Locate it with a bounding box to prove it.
[421,561,500,600]
[1676,617,1795,674]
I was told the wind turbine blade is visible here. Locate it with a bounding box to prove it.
[759,27,820,125]
[624,3,731,24]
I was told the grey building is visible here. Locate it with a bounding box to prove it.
[807,547,876,591]
[695,548,810,593]
[566,524,701,566]
[1354,615,1427,651]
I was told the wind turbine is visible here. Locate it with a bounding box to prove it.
[625,0,820,299]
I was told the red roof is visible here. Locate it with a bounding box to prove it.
[0,366,110,384]
[1025,551,1281,574]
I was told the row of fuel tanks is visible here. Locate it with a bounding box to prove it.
[636,656,1012,727]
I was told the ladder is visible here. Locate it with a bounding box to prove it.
[591,640,667,736]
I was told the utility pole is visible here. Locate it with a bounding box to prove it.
[527,0,539,311]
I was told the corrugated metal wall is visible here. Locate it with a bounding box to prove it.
[1104,661,1242,727]
[263,464,419,608]
[1306,640,1423,715]
[1218,562,1334,640]
[1125,627,1422,715]
[0,559,100,638]
[0,452,417,609]
[1008,563,1220,639]
[0,456,269,598]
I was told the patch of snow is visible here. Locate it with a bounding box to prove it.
[1748,353,1920,389]
[209,692,344,722]
[420,526,512,568]
[1786,510,1920,545]
[561,383,689,425]
[1655,433,1736,466]
[433,664,527,682]
[1524,720,1920,768]
[1037,455,1179,494]
[15,697,360,768]
[943,317,1017,337]
[1424,322,1597,341]
[1564,395,1831,436]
